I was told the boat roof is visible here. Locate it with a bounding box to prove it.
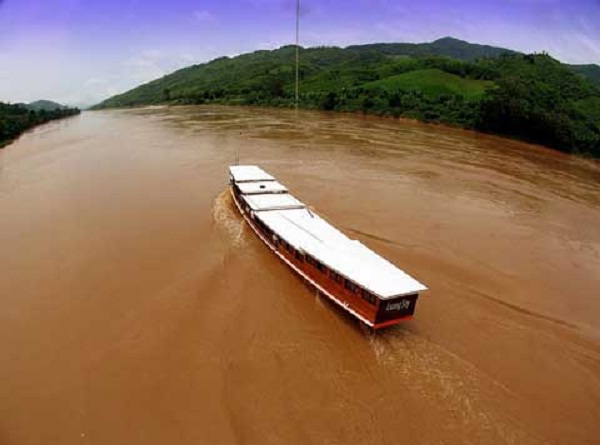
[256,208,427,299]
[242,193,305,212]
[229,165,275,183]
[237,181,288,195]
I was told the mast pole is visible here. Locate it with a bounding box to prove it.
[295,0,300,111]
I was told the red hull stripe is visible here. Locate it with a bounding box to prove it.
[231,189,376,327]
[373,316,412,330]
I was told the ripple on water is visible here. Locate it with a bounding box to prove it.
[367,329,542,444]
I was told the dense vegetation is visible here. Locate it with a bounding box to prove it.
[0,102,80,147]
[93,37,600,158]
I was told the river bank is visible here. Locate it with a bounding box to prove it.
[0,103,81,149]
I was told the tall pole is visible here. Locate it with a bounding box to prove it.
[295,0,300,111]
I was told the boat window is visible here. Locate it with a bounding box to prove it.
[315,260,326,273]
[344,279,358,293]
[362,289,376,305]
[305,256,325,273]
[257,220,263,230]
[330,270,343,284]
[295,250,303,261]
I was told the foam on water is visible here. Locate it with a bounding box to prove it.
[212,189,247,249]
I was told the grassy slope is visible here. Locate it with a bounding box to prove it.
[362,69,493,99]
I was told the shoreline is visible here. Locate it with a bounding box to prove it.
[0,112,81,150]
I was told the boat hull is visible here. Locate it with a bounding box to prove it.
[231,188,414,329]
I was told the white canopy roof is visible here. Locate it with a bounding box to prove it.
[237,181,288,195]
[256,208,427,299]
[242,194,305,212]
[230,165,275,183]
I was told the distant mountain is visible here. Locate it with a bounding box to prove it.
[93,37,600,158]
[568,64,600,84]
[26,100,66,111]
[350,38,600,84]
[347,37,518,61]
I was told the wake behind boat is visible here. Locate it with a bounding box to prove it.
[229,165,427,329]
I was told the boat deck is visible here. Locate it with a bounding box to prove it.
[229,164,427,328]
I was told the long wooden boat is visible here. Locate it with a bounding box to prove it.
[229,165,427,329]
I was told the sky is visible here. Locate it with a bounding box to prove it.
[0,0,599,107]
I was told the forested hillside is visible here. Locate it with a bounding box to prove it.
[0,102,80,148]
[93,37,600,158]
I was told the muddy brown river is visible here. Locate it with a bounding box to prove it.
[1,106,599,444]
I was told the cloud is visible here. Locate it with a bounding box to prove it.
[54,49,207,107]
[121,50,202,87]
[84,77,105,86]
[565,31,600,64]
[51,51,194,106]
[122,50,169,84]
[193,10,218,24]
[61,77,122,108]
[257,39,288,50]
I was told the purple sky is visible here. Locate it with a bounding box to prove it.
[1,0,599,106]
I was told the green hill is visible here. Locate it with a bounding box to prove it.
[93,37,600,158]
[362,69,492,99]
[347,37,517,61]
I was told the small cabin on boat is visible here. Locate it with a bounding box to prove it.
[236,181,288,195]
[229,165,427,329]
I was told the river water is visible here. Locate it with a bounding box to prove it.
[1,106,599,444]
